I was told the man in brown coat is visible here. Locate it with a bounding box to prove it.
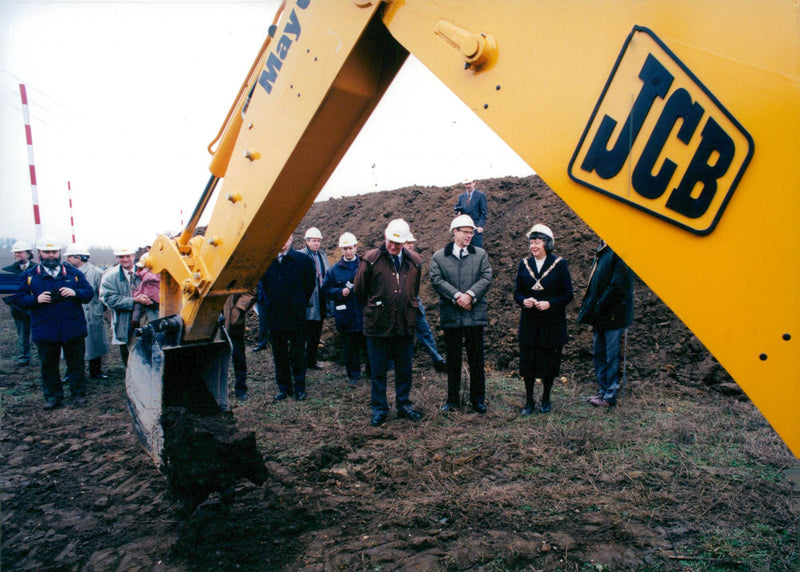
[355,219,423,427]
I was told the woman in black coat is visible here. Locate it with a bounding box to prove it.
[513,224,574,414]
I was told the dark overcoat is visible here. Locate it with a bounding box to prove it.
[577,244,634,331]
[321,256,363,333]
[261,249,316,332]
[513,254,574,348]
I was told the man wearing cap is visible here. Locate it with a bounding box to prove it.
[322,232,368,385]
[11,236,94,409]
[299,227,331,370]
[453,179,488,248]
[65,244,110,380]
[403,233,447,373]
[355,218,424,427]
[100,247,156,367]
[431,215,493,413]
[262,234,316,401]
[3,240,34,366]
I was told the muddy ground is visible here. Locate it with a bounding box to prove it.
[1,176,798,570]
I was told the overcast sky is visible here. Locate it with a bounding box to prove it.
[1,1,533,250]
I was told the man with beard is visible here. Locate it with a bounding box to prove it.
[11,236,93,409]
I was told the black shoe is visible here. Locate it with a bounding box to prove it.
[398,407,422,422]
[307,363,322,370]
[294,391,307,401]
[433,359,447,373]
[440,403,458,413]
[43,398,62,410]
[521,404,535,416]
[73,395,88,407]
[274,392,291,401]
[348,375,360,385]
[369,413,387,427]
[473,402,487,414]
[91,372,110,381]
[235,391,248,401]
[539,401,551,414]
[254,343,267,352]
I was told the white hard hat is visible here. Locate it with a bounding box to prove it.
[405,232,417,243]
[450,214,476,231]
[527,223,554,240]
[460,177,474,185]
[35,235,61,251]
[65,243,90,257]
[385,219,411,243]
[11,240,32,252]
[304,227,323,240]
[338,232,358,248]
[113,246,136,256]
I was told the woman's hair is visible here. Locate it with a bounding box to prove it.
[529,232,554,254]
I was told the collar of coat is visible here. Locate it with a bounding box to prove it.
[444,242,477,257]
[362,244,421,267]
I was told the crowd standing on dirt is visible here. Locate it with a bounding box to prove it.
[2,180,634,421]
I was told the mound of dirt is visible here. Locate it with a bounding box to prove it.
[300,175,735,392]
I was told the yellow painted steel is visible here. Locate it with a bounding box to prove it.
[147,0,798,456]
[382,0,799,455]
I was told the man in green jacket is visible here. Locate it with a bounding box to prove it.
[430,215,493,414]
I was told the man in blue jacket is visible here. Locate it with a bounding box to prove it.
[577,240,635,407]
[11,236,94,409]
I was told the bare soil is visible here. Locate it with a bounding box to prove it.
[1,175,797,570]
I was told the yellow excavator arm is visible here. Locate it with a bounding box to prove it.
[138,0,799,461]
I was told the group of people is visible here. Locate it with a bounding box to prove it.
[4,178,634,420]
[253,178,633,426]
[4,237,161,410]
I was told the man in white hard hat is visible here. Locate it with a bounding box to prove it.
[100,246,157,367]
[3,240,34,365]
[65,243,110,380]
[299,227,331,370]
[354,218,424,427]
[10,235,94,409]
[431,215,493,413]
[403,232,446,373]
[453,179,488,248]
[321,232,369,385]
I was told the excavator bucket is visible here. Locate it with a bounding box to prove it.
[125,316,267,510]
[126,316,231,466]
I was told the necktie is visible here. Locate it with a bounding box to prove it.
[467,192,472,205]
[393,255,401,271]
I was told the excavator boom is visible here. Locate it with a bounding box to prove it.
[136,0,799,468]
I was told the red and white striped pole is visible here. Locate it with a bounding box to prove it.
[19,84,42,239]
[67,181,76,244]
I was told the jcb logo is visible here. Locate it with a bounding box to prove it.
[569,27,753,235]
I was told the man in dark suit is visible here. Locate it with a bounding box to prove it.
[453,179,488,248]
[262,234,316,401]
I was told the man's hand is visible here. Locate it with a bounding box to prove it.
[134,294,154,306]
[59,287,76,298]
[37,292,52,304]
[456,293,473,311]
